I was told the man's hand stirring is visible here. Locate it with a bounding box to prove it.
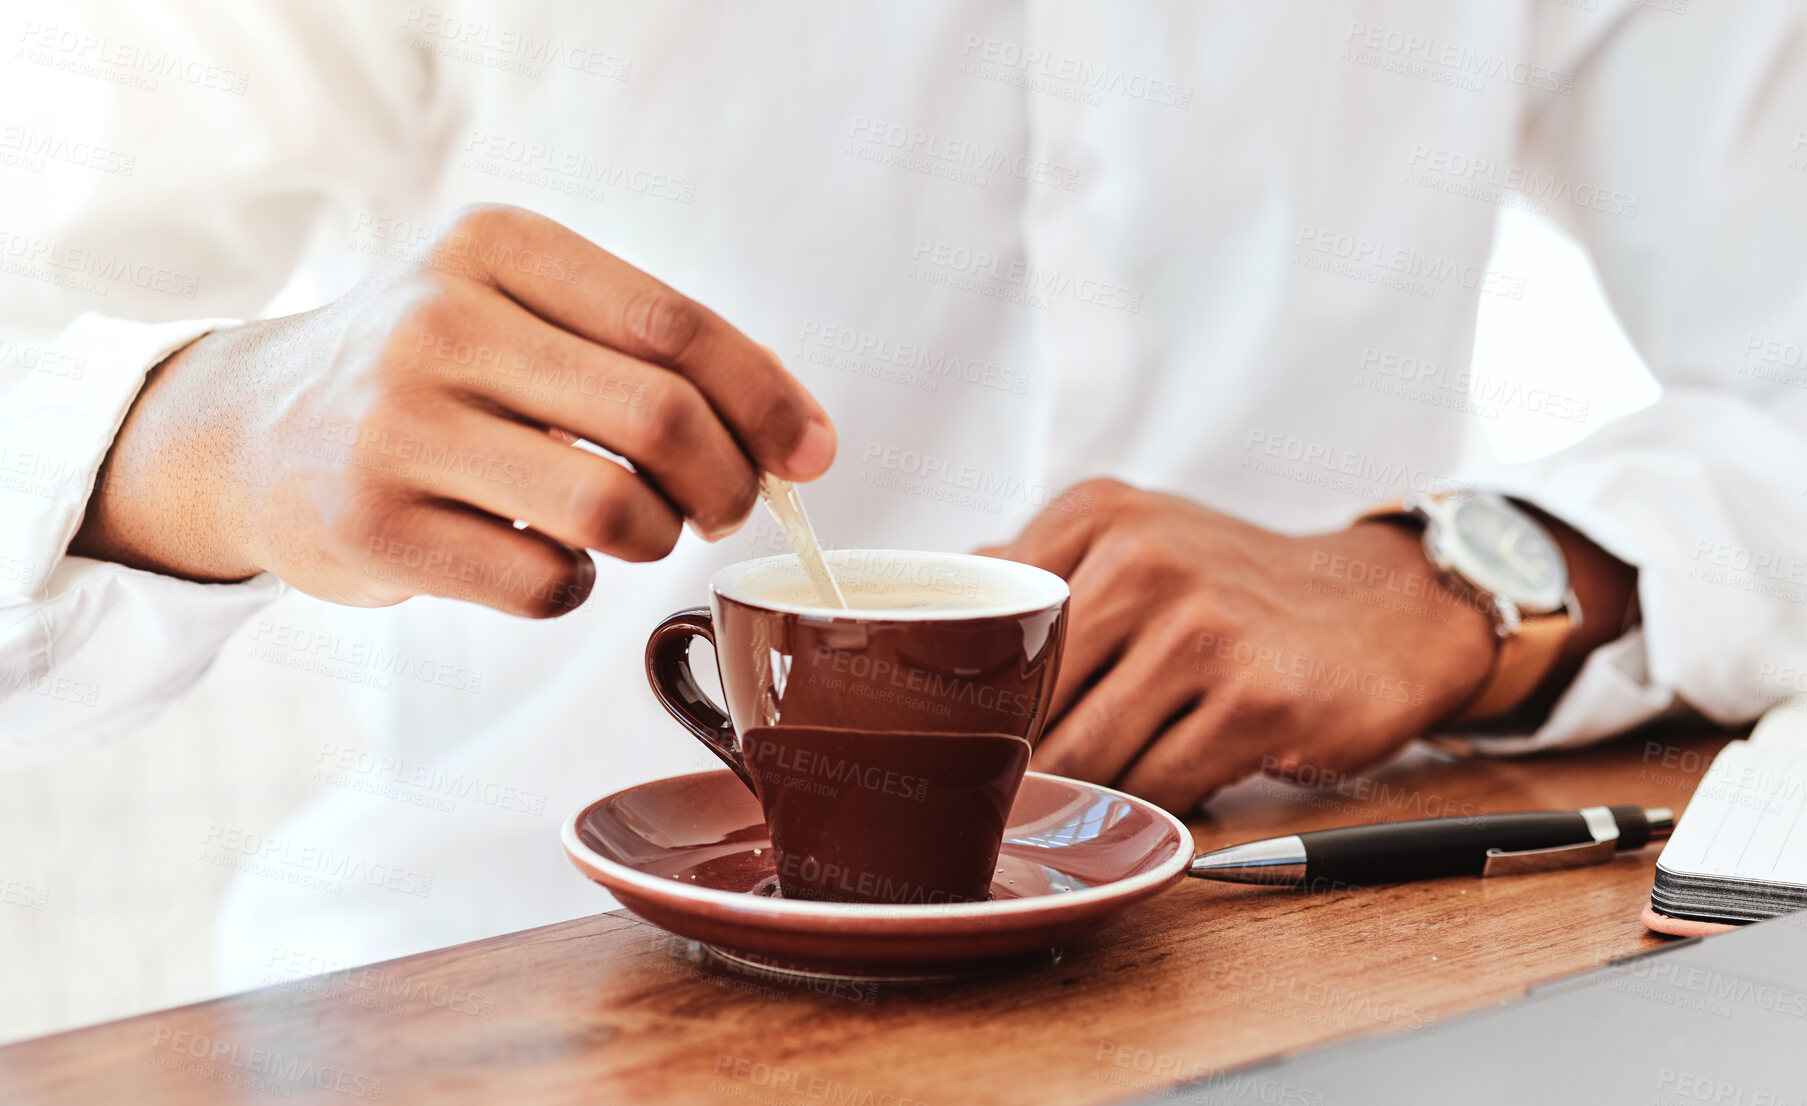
[72,204,835,617]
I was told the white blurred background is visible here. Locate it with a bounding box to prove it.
[0,207,1661,1044]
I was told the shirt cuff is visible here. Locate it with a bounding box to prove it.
[0,558,285,756]
[0,312,239,606]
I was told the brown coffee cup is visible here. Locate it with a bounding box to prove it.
[646,550,1069,905]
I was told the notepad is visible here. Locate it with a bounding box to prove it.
[1650,704,1807,926]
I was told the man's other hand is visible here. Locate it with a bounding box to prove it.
[981,479,1501,813]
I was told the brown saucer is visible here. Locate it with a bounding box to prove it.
[562,770,1192,981]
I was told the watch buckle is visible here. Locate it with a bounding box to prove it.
[1493,596,1522,637]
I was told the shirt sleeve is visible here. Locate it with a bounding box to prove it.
[0,0,443,749]
[1455,0,1807,755]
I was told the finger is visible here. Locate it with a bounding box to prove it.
[400,404,682,562]
[1030,622,1203,784]
[1041,548,1158,721]
[350,498,597,619]
[420,288,758,537]
[988,502,1097,579]
[1115,698,1276,814]
[432,205,835,480]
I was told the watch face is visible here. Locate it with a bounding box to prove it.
[1443,496,1569,613]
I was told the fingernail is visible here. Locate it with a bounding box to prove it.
[783,418,835,480]
[687,518,739,544]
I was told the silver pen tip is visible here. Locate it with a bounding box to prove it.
[1188,835,1308,885]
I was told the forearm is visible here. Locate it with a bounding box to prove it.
[1520,505,1639,718]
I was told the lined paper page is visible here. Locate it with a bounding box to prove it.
[1656,704,1807,885]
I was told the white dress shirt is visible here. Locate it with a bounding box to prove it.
[2,0,1805,989]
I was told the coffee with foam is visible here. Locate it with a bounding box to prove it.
[754,579,1028,611]
[732,551,1048,614]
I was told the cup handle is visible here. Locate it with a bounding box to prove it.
[645,608,756,794]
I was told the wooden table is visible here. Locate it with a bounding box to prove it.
[0,725,1741,1105]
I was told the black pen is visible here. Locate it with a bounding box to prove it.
[1187,805,1675,887]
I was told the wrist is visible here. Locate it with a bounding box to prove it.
[1332,519,1500,711]
[69,326,262,582]
[1515,504,1638,715]
[1351,498,1637,728]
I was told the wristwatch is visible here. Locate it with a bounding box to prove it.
[1367,491,1582,725]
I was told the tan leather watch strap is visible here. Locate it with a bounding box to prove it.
[1451,611,1572,724]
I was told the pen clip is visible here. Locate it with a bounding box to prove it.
[1481,806,1620,877]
